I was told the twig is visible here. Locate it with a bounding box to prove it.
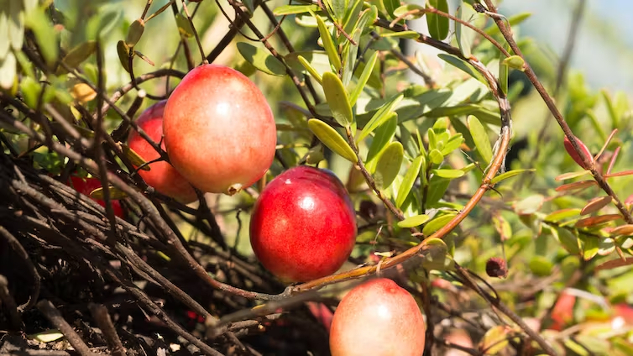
[0,226,40,312]
[88,304,126,356]
[0,275,23,329]
[37,300,94,356]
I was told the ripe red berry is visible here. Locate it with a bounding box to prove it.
[249,166,357,282]
[128,100,197,203]
[67,176,124,218]
[329,278,426,356]
[163,64,277,195]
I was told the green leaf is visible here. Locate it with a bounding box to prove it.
[121,143,150,171]
[490,169,535,184]
[342,0,364,35]
[583,237,600,261]
[437,54,485,83]
[374,142,403,189]
[426,0,449,40]
[323,0,346,22]
[422,214,456,236]
[456,4,477,58]
[349,51,378,106]
[273,4,319,16]
[424,175,450,208]
[397,214,430,228]
[116,40,130,73]
[545,209,581,222]
[481,326,510,355]
[383,0,400,19]
[602,90,620,128]
[126,19,145,47]
[313,12,341,71]
[175,13,194,38]
[432,169,465,179]
[440,134,464,156]
[236,42,286,76]
[341,6,375,87]
[499,55,509,94]
[529,256,553,277]
[365,113,398,166]
[396,155,424,208]
[393,4,425,20]
[513,195,545,215]
[502,55,525,71]
[421,238,453,271]
[429,149,443,165]
[57,41,97,75]
[322,72,353,127]
[0,51,16,90]
[467,115,492,165]
[307,119,357,163]
[285,51,331,77]
[25,7,58,66]
[297,55,322,84]
[555,227,581,255]
[357,93,403,142]
[380,31,420,39]
[90,186,128,200]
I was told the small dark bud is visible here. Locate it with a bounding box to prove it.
[486,257,508,278]
[359,200,378,220]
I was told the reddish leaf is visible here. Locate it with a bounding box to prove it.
[575,214,622,228]
[609,224,633,236]
[595,257,633,271]
[555,180,597,192]
[550,291,576,331]
[580,196,612,216]
[555,171,591,181]
[564,135,593,169]
[604,170,633,178]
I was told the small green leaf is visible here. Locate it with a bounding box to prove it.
[456,4,477,58]
[25,7,58,66]
[421,238,453,271]
[529,256,553,277]
[236,42,286,76]
[437,54,485,83]
[422,214,456,236]
[322,72,353,127]
[396,155,424,208]
[502,55,526,71]
[85,4,123,40]
[313,12,341,71]
[467,115,492,164]
[307,119,357,163]
[499,56,509,94]
[440,134,464,156]
[357,94,403,142]
[117,40,130,72]
[583,237,600,261]
[481,326,510,355]
[366,113,398,166]
[90,186,128,200]
[544,209,581,222]
[57,41,97,75]
[297,55,322,84]
[349,51,378,106]
[175,13,194,37]
[121,143,150,171]
[380,31,420,39]
[429,149,443,165]
[555,227,581,255]
[490,169,535,184]
[397,214,430,228]
[126,19,145,47]
[432,169,465,179]
[273,4,319,16]
[374,142,403,189]
[393,4,425,20]
[0,51,17,90]
[426,0,449,40]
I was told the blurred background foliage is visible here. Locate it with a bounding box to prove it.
[3,0,633,354]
